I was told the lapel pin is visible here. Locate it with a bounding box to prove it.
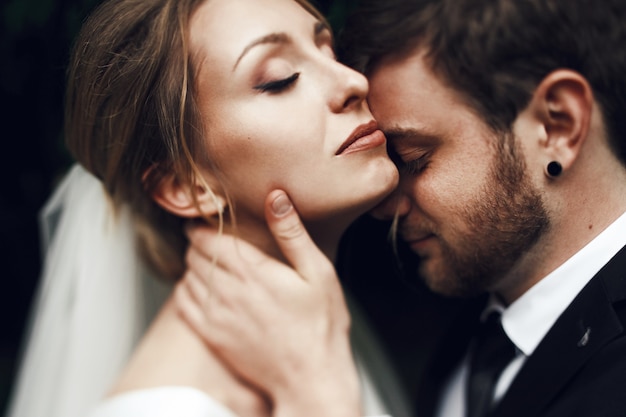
[577,327,591,347]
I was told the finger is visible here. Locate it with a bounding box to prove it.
[185,241,218,280]
[264,190,335,282]
[176,268,249,345]
[173,279,214,343]
[183,267,212,307]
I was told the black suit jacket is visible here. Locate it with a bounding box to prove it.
[417,245,626,417]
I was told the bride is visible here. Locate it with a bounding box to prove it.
[6,0,409,416]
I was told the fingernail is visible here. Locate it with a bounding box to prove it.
[271,193,292,217]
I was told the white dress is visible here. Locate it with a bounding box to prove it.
[6,165,411,417]
[87,387,238,417]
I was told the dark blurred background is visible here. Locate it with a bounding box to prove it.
[0,1,460,414]
[1,0,101,413]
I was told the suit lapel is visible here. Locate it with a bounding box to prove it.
[492,245,626,417]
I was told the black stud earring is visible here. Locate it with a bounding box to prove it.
[547,161,562,177]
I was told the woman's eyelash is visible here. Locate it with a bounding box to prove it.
[254,72,300,93]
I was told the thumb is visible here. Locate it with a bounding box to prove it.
[265,190,335,282]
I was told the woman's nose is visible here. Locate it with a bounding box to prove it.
[329,62,369,113]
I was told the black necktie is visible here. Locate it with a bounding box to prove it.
[466,311,517,417]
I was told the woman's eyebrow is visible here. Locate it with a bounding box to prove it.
[233,32,291,71]
[233,21,330,72]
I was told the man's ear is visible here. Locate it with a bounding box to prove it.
[150,171,226,219]
[527,69,593,173]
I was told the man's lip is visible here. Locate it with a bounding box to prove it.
[402,233,435,244]
[335,120,380,155]
[404,234,435,252]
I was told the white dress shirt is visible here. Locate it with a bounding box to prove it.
[435,210,626,417]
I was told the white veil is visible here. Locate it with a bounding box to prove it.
[6,164,171,417]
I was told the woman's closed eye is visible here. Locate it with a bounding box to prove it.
[254,72,300,93]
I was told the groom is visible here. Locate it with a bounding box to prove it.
[180,0,626,416]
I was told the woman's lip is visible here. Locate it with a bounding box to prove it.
[338,129,386,155]
[336,120,384,155]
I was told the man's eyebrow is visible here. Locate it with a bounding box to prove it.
[384,127,439,148]
[233,21,330,72]
[383,127,425,142]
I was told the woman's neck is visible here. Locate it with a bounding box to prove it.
[109,298,271,417]
[222,216,349,266]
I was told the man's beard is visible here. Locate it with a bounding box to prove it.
[420,133,550,298]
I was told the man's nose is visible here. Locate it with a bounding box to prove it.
[369,188,410,220]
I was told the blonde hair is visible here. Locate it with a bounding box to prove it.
[65,0,327,281]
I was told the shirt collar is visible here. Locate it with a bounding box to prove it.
[492,210,626,356]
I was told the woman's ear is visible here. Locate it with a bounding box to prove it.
[528,69,593,174]
[150,171,226,219]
